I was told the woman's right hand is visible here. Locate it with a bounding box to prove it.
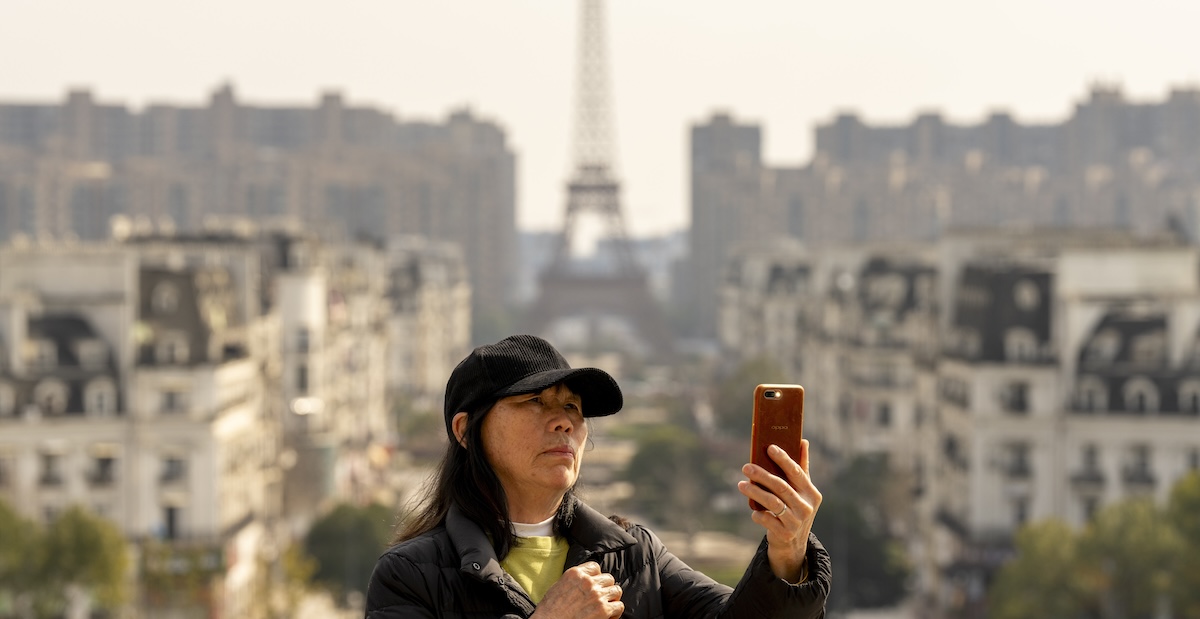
[532,561,624,619]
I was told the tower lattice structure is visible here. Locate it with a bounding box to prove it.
[525,0,673,357]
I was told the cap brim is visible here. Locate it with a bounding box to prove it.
[493,367,623,417]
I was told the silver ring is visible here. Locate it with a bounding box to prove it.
[770,505,789,518]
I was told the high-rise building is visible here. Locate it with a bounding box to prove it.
[0,85,517,318]
[688,86,1200,338]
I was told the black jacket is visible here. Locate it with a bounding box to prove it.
[365,500,831,618]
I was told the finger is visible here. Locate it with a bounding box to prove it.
[742,461,802,503]
[594,572,616,588]
[738,479,791,514]
[607,600,625,618]
[801,439,811,475]
[573,561,602,576]
[608,583,623,601]
[767,445,816,494]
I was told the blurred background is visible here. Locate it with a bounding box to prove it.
[1,1,1199,617]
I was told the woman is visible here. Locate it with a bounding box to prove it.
[366,335,830,618]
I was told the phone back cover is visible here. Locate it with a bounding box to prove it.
[749,383,804,510]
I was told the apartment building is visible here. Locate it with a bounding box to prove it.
[0,85,516,316]
[717,229,1200,616]
[689,85,1200,338]
[0,242,276,615]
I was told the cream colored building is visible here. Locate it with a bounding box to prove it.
[717,229,1200,616]
[0,241,278,617]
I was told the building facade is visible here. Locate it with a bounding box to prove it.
[689,85,1200,337]
[718,229,1200,617]
[0,85,516,316]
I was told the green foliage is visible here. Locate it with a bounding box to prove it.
[712,357,788,438]
[0,499,130,616]
[619,425,725,530]
[989,520,1086,619]
[1168,471,1200,617]
[988,473,1200,618]
[304,502,394,604]
[0,499,36,594]
[141,538,223,608]
[812,455,910,610]
[1078,499,1182,619]
[40,506,130,608]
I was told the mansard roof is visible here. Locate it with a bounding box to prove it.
[950,263,1053,363]
[26,314,105,368]
[1077,309,1171,372]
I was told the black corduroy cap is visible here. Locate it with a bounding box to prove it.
[443,334,623,439]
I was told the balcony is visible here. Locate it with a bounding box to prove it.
[1002,460,1032,480]
[1070,469,1105,494]
[38,473,64,488]
[1121,468,1156,493]
[935,507,968,539]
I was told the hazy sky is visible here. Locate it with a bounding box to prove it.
[3,1,1199,237]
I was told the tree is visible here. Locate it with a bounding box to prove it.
[988,473,1200,619]
[711,357,787,438]
[619,425,726,532]
[1168,471,1200,617]
[811,455,910,610]
[0,499,38,611]
[37,506,130,612]
[1077,498,1181,619]
[988,520,1086,619]
[304,502,394,605]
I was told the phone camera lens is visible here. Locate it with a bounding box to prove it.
[764,390,779,399]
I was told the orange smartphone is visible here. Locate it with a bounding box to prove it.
[748,383,805,510]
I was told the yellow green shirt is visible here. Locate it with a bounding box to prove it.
[499,535,570,603]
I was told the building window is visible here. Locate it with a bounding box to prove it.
[156,332,190,365]
[33,379,69,416]
[1085,329,1122,364]
[1082,496,1099,522]
[163,506,181,540]
[1013,279,1041,311]
[1000,381,1030,414]
[1013,496,1029,527]
[152,282,180,315]
[1123,377,1159,414]
[86,378,117,416]
[0,457,10,487]
[76,339,108,370]
[32,339,57,370]
[296,327,311,354]
[161,390,190,414]
[0,382,15,417]
[1082,444,1097,468]
[161,457,186,484]
[1005,328,1039,363]
[1076,376,1108,412]
[1124,444,1154,486]
[89,456,116,486]
[1007,442,1032,478]
[1179,380,1200,414]
[1187,449,1199,471]
[39,452,63,487]
[877,402,892,427]
[1130,332,1166,366]
[296,364,309,394]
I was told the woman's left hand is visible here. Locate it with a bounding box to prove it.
[737,439,822,583]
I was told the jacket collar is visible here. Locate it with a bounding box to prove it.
[564,498,638,556]
[445,497,638,582]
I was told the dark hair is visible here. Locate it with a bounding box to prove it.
[392,398,578,559]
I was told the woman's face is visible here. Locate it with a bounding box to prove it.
[481,383,588,513]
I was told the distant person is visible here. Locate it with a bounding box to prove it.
[365,334,830,618]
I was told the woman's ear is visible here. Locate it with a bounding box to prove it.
[451,412,470,448]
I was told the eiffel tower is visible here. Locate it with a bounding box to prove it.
[522,0,674,360]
